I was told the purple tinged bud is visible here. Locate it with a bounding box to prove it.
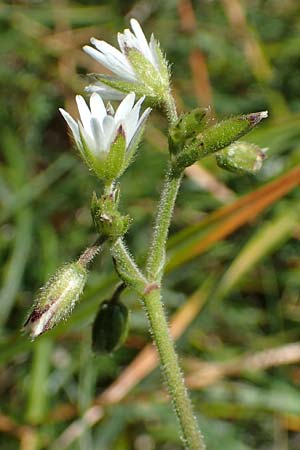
[246,111,268,126]
[24,262,87,339]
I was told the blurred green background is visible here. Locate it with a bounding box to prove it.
[1,1,300,449]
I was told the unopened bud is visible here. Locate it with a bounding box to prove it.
[169,107,210,154]
[172,111,268,173]
[91,190,131,241]
[92,300,129,354]
[24,262,87,339]
[216,141,267,174]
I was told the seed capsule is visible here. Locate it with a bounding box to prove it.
[92,300,129,354]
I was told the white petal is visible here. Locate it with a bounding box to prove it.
[130,18,154,65]
[90,117,104,156]
[59,108,80,144]
[76,95,92,136]
[83,45,135,82]
[149,34,160,70]
[126,107,151,158]
[123,29,138,49]
[85,83,126,101]
[114,92,135,123]
[91,39,131,71]
[123,96,145,143]
[137,106,152,129]
[89,93,106,122]
[87,40,136,82]
[117,32,127,53]
[78,122,96,155]
[101,115,116,151]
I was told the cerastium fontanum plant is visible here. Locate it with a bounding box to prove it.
[24,18,268,450]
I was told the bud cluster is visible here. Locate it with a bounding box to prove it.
[170,110,268,174]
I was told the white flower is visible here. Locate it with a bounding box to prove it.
[83,18,170,102]
[59,92,151,182]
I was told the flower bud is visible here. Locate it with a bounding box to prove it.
[172,111,268,174]
[216,141,267,174]
[92,300,129,354]
[24,262,87,339]
[91,190,131,241]
[169,108,210,154]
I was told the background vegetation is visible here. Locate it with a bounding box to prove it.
[1,0,300,449]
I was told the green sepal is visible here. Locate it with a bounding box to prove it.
[127,49,167,100]
[153,38,170,85]
[92,300,129,354]
[91,190,131,242]
[169,107,210,155]
[216,141,267,175]
[104,127,126,182]
[172,111,268,173]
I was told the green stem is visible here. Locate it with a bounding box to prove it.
[144,94,205,449]
[142,288,206,450]
[146,91,181,283]
[110,238,147,293]
[110,94,205,449]
[146,168,182,283]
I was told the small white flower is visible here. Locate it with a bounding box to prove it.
[59,92,151,181]
[83,18,170,102]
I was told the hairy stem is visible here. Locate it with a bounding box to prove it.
[146,168,182,283]
[110,238,147,293]
[144,95,205,448]
[142,288,206,449]
[111,93,205,449]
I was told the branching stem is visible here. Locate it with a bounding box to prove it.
[112,93,205,449]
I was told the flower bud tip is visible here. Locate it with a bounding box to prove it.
[247,110,269,126]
